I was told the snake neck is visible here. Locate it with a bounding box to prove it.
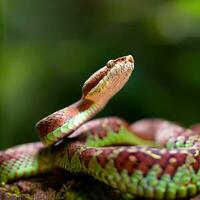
[70,98,104,127]
[37,98,105,145]
[57,98,108,140]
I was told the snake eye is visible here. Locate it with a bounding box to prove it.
[106,60,114,68]
[120,57,126,61]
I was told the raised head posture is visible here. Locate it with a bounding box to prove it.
[1,55,200,199]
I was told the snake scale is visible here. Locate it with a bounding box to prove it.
[1,55,200,199]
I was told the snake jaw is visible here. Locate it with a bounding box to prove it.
[83,55,134,104]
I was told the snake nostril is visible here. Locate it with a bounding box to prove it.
[127,55,134,63]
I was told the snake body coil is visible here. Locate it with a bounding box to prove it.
[1,55,200,199]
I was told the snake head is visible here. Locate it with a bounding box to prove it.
[82,55,134,104]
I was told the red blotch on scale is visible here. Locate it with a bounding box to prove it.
[115,151,130,172]
[143,155,155,166]
[196,155,200,169]
[107,118,129,133]
[80,148,98,167]
[192,160,199,171]
[106,119,121,133]
[67,142,82,160]
[173,153,186,165]
[165,165,175,175]
[138,164,149,174]
[124,158,137,175]
[97,148,113,168]
[190,155,200,171]
[114,150,138,174]
[135,152,145,162]
[90,118,128,138]
[92,126,107,138]
[159,154,170,168]
[196,155,200,162]
[135,152,155,167]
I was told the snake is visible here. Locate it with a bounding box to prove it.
[1,55,200,200]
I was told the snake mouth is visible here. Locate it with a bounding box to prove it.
[82,55,134,98]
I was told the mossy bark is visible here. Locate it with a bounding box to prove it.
[0,170,127,200]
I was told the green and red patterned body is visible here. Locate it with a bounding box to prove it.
[1,55,200,199]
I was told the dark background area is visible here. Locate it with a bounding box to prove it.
[0,0,200,149]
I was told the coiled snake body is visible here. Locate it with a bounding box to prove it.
[1,55,200,199]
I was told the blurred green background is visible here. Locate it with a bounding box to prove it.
[0,0,200,149]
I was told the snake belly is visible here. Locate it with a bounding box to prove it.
[1,55,200,200]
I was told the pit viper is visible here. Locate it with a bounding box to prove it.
[1,55,200,199]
